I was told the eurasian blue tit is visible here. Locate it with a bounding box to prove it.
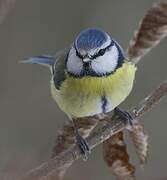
[22,28,136,159]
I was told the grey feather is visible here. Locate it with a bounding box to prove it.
[52,48,70,90]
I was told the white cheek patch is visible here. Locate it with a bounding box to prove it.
[67,48,83,75]
[91,45,119,75]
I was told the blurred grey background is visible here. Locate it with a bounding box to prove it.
[0,0,167,179]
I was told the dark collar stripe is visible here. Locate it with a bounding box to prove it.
[101,96,108,113]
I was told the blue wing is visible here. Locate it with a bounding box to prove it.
[21,48,70,90]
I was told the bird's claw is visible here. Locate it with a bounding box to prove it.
[114,107,134,126]
[75,131,91,161]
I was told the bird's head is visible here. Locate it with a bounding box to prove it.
[66,28,125,77]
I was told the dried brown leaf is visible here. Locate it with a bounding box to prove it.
[127,2,167,64]
[0,0,16,24]
[103,132,135,180]
[129,122,149,164]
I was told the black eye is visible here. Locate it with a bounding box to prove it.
[98,49,106,56]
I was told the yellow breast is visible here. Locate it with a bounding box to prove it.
[51,62,136,118]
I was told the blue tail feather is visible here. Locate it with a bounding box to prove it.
[20,55,55,67]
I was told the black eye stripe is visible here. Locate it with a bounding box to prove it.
[90,41,114,59]
[74,40,114,60]
[76,49,83,59]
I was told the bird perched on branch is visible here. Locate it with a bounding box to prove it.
[22,28,136,160]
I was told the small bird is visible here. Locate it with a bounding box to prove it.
[22,28,136,159]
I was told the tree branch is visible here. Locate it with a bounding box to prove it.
[20,79,167,180]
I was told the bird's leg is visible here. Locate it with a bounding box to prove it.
[72,118,91,161]
[114,107,134,126]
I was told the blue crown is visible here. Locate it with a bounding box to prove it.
[75,28,109,51]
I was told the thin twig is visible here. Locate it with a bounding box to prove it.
[20,80,167,180]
